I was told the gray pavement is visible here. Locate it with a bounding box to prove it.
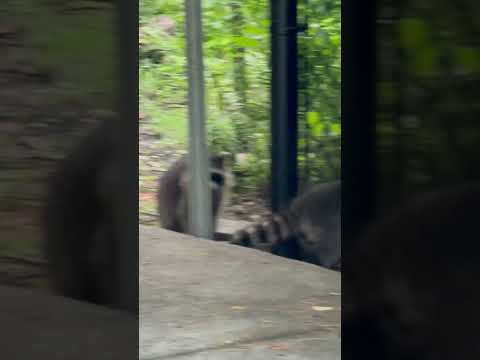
[140,225,341,359]
[1,285,137,359]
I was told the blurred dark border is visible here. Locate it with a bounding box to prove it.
[341,0,377,351]
[341,1,377,251]
[342,0,480,357]
[0,0,139,357]
[118,0,140,322]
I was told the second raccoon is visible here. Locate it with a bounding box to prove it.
[230,181,341,270]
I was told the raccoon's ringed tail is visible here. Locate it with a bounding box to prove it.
[231,223,260,245]
[230,212,295,252]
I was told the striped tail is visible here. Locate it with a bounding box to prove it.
[230,213,296,252]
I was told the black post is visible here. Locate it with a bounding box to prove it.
[270,0,299,212]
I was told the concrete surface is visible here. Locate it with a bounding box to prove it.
[140,225,341,360]
[1,285,137,359]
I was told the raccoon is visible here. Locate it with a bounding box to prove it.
[343,183,480,360]
[157,154,233,234]
[230,181,341,270]
[44,119,136,312]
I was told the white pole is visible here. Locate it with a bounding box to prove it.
[184,0,213,239]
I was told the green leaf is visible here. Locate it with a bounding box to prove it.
[307,111,320,127]
[244,25,266,36]
[313,123,324,136]
[331,123,341,135]
[234,36,259,47]
[330,34,340,48]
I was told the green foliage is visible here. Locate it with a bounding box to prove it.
[207,116,236,155]
[140,0,341,194]
[149,107,188,144]
[233,131,271,193]
[2,0,118,107]
[298,0,341,185]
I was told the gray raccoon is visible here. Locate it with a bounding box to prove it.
[343,183,480,360]
[157,154,233,234]
[230,181,341,270]
[44,120,134,311]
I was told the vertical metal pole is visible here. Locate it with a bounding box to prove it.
[184,0,213,239]
[270,0,299,212]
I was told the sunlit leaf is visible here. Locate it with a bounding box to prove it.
[330,34,340,48]
[313,123,324,136]
[244,25,266,36]
[331,123,341,135]
[234,36,259,47]
[307,111,320,127]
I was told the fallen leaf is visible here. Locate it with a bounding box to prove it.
[268,343,289,351]
[312,306,334,311]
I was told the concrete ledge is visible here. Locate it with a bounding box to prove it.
[140,225,340,359]
[1,285,137,359]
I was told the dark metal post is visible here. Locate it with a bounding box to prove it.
[270,0,299,212]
